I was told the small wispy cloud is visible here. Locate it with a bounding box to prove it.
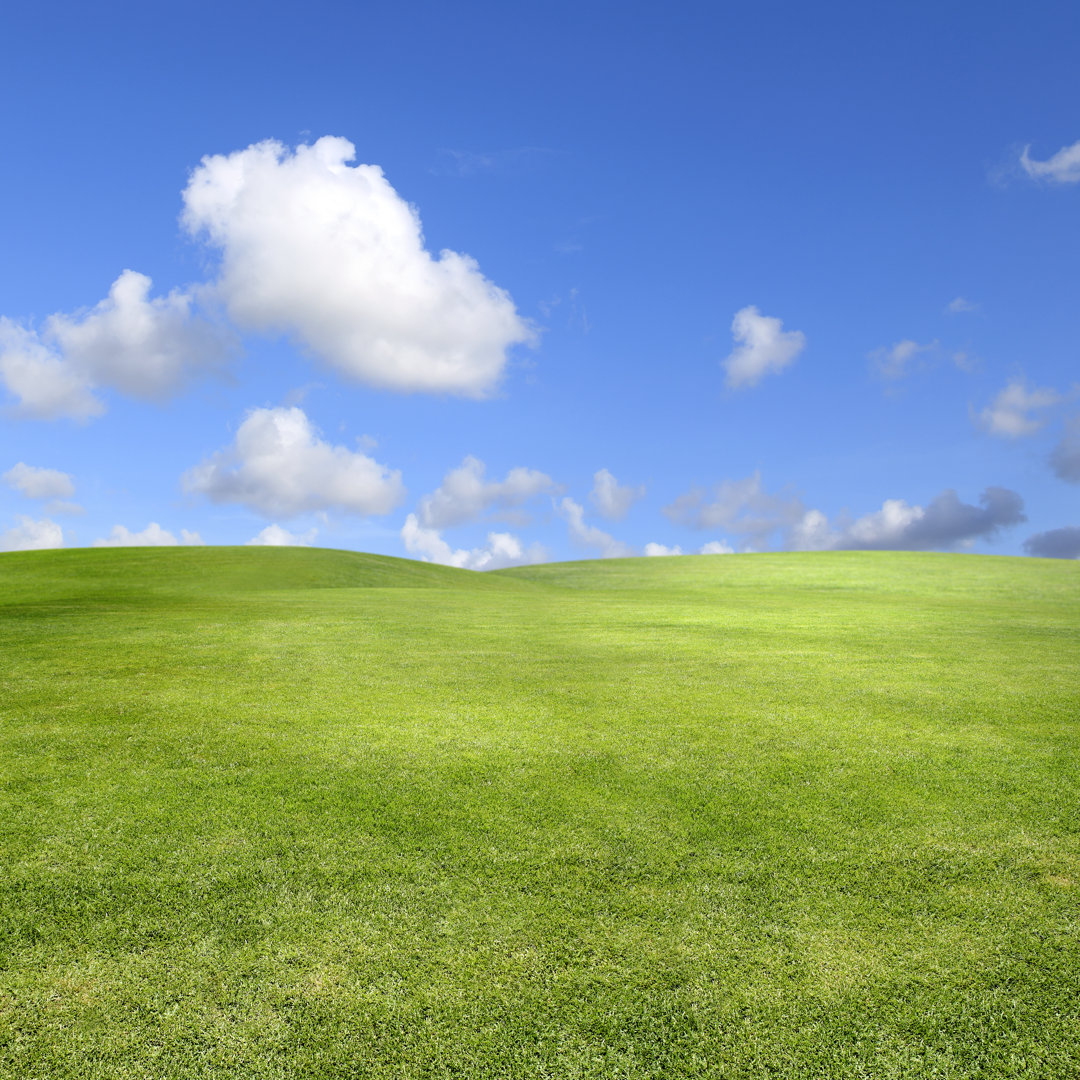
[1050,414,1080,483]
[869,339,937,380]
[558,496,634,558]
[431,146,561,178]
[589,469,644,521]
[1020,139,1080,184]
[722,306,805,389]
[946,297,980,314]
[976,379,1061,438]
[3,462,75,499]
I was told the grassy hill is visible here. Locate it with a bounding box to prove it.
[1,548,1077,1078]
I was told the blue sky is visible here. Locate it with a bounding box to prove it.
[2,0,1078,564]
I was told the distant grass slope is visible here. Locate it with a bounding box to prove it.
[1,548,1078,1079]
[0,545,518,606]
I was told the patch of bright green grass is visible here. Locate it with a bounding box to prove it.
[1,548,1077,1077]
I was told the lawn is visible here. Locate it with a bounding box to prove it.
[1,547,1077,1078]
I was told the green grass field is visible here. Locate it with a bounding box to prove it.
[1,547,1077,1078]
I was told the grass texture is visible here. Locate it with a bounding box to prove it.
[1,547,1077,1078]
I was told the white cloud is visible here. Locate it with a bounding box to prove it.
[558,496,635,558]
[0,515,64,551]
[946,297,980,314]
[1020,139,1080,184]
[417,455,557,528]
[722,306,805,389]
[3,462,75,499]
[644,542,682,556]
[977,379,1060,438]
[182,136,533,397]
[788,509,838,551]
[0,271,231,419]
[93,523,204,547]
[183,406,404,518]
[589,468,644,520]
[401,513,546,570]
[869,339,935,380]
[699,540,734,554]
[794,488,1025,552]
[0,318,102,420]
[44,270,232,399]
[663,472,805,548]
[246,523,318,546]
[952,350,979,373]
[664,473,1024,554]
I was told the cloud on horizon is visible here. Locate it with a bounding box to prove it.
[246,523,318,546]
[401,513,546,570]
[792,487,1025,552]
[664,471,805,549]
[1023,526,1080,559]
[93,523,204,547]
[0,515,64,551]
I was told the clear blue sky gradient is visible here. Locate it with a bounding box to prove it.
[1,1,1077,561]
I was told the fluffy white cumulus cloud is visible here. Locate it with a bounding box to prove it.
[699,540,735,554]
[0,515,64,551]
[589,468,644,520]
[870,339,935,380]
[3,462,75,499]
[93,523,204,547]
[1020,139,1080,184]
[978,379,1061,438]
[722,306,805,389]
[663,471,805,548]
[417,456,557,529]
[183,406,404,518]
[45,271,232,399]
[182,137,533,396]
[558,496,635,558]
[644,542,682,556]
[0,272,231,419]
[0,319,102,420]
[401,513,546,570]
[246,523,318,546]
